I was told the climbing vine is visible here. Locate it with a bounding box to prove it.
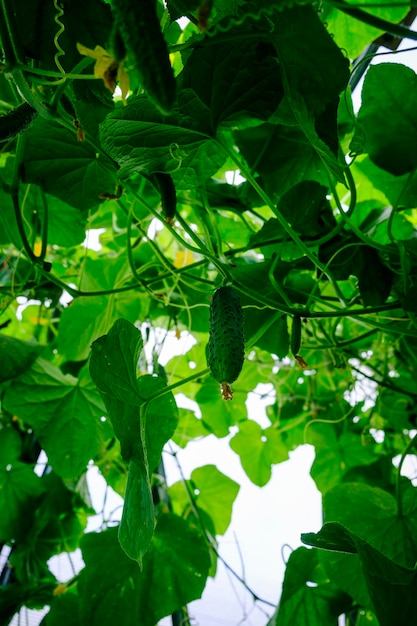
[1,0,417,625]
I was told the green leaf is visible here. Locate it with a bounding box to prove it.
[0,441,45,542]
[319,550,372,608]
[273,5,350,114]
[12,0,112,72]
[0,186,88,248]
[0,584,27,626]
[78,517,211,626]
[323,2,409,59]
[24,186,88,247]
[196,377,247,437]
[0,426,22,464]
[274,92,346,184]
[357,247,393,306]
[170,464,240,535]
[324,482,417,568]
[234,123,330,201]
[57,257,145,361]
[3,360,109,480]
[10,472,91,584]
[41,590,80,626]
[245,310,289,358]
[0,582,56,625]
[302,522,417,626]
[100,90,225,189]
[357,64,417,175]
[277,181,335,237]
[166,0,199,21]
[0,334,41,383]
[171,407,209,448]
[180,35,283,129]
[352,155,417,208]
[271,546,351,626]
[89,319,179,562]
[22,118,118,210]
[230,419,288,486]
[309,424,377,493]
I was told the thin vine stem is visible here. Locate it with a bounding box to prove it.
[218,138,349,306]
[128,185,232,280]
[350,363,417,400]
[11,65,96,81]
[166,445,277,610]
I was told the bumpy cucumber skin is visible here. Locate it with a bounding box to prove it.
[208,287,244,398]
[0,102,37,142]
[290,315,302,355]
[152,172,176,224]
[111,0,176,114]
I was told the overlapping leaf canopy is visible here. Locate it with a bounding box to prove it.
[1,0,417,624]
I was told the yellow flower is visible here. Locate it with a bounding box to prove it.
[76,43,130,104]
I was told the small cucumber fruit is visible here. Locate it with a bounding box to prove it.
[151,172,176,225]
[0,102,37,142]
[111,0,176,114]
[290,315,302,356]
[207,286,244,400]
[291,315,308,368]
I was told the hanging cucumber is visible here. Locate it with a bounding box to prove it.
[151,172,176,225]
[111,0,176,114]
[0,102,37,142]
[291,314,308,368]
[290,315,302,356]
[207,286,245,400]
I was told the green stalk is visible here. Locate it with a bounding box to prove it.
[145,367,210,402]
[39,189,49,261]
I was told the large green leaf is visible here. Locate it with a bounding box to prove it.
[234,123,330,201]
[277,181,336,237]
[22,117,117,210]
[169,464,240,535]
[319,550,371,608]
[0,334,41,383]
[356,64,417,176]
[0,460,45,543]
[41,591,80,626]
[302,521,417,626]
[309,425,377,493]
[78,517,211,626]
[100,90,226,189]
[270,546,350,625]
[322,2,409,59]
[180,35,283,129]
[171,407,209,448]
[0,186,88,248]
[89,319,179,562]
[10,471,91,584]
[57,257,145,361]
[230,419,288,486]
[13,0,112,71]
[3,361,109,480]
[259,5,350,115]
[324,482,417,568]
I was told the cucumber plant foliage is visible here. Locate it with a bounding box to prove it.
[1,0,417,624]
